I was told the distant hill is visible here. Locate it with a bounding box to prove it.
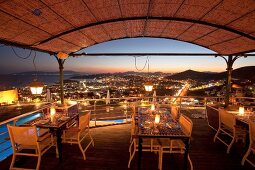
[12,70,82,76]
[232,66,255,81]
[166,66,255,81]
[167,69,221,80]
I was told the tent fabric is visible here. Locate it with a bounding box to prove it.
[0,0,254,55]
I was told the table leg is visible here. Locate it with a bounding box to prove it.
[56,128,63,161]
[138,137,142,170]
[184,138,190,170]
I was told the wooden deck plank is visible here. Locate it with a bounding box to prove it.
[0,115,254,170]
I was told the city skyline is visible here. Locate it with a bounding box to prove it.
[0,38,254,74]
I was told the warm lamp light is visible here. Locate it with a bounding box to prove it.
[155,114,160,124]
[50,107,56,122]
[144,82,153,92]
[57,52,69,59]
[106,106,110,112]
[29,81,44,95]
[239,106,244,116]
[151,104,155,111]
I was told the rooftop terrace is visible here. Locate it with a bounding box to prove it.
[0,110,253,170]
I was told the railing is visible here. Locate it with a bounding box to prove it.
[0,95,254,161]
[76,95,223,126]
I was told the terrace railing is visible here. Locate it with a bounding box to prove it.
[0,96,254,161]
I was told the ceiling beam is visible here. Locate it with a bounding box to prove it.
[69,52,255,57]
[0,39,55,55]
[231,49,255,56]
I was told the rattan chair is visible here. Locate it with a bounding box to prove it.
[241,120,255,167]
[158,114,193,170]
[7,125,54,170]
[213,108,246,153]
[62,111,94,160]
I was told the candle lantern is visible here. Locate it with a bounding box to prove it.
[50,107,56,122]
[151,104,155,111]
[155,114,160,124]
[239,106,244,116]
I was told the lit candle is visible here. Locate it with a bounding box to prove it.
[50,107,56,122]
[106,106,110,112]
[155,114,160,124]
[151,104,155,111]
[239,106,244,116]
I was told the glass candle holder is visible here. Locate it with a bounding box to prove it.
[155,114,160,124]
[239,106,244,116]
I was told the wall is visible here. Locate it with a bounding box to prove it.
[0,89,18,104]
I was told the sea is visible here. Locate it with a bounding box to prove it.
[0,75,73,89]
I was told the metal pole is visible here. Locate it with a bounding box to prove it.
[55,56,66,105]
[225,56,233,107]
[59,59,64,105]
[69,52,255,57]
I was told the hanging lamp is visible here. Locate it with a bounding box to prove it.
[144,57,153,92]
[144,82,153,92]
[29,52,44,95]
[30,81,44,95]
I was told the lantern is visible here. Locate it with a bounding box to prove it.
[50,106,56,122]
[155,114,160,124]
[151,104,155,111]
[29,81,44,95]
[239,106,244,116]
[144,82,153,92]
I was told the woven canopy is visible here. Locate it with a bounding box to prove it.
[0,0,254,55]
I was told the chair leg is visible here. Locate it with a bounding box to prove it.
[128,141,136,168]
[227,137,235,154]
[52,136,59,158]
[188,154,193,170]
[55,143,59,158]
[89,131,94,147]
[36,155,41,170]
[241,147,251,165]
[10,153,16,169]
[213,129,220,142]
[78,141,86,160]
[158,148,163,170]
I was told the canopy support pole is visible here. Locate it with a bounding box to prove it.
[217,55,246,107]
[55,56,66,105]
[226,56,233,107]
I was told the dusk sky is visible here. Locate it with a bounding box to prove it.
[0,38,254,74]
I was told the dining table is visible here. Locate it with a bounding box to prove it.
[23,112,79,161]
[226,109,255,148]
[226,109,255,125]
[134,107,190,170]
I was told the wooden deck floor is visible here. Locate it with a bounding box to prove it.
[0,115,254,170]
